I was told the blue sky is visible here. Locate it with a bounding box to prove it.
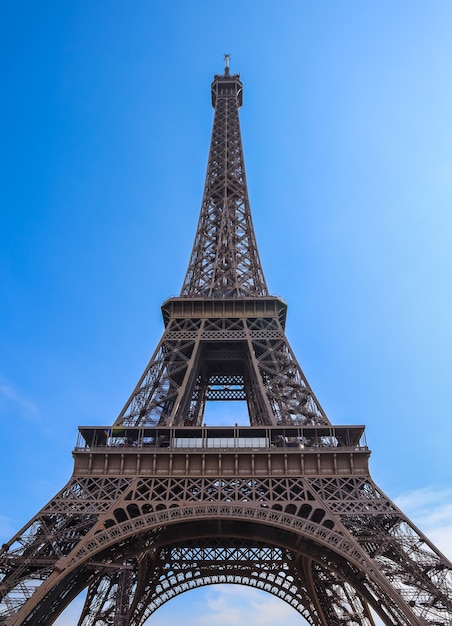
[1,2,452,624]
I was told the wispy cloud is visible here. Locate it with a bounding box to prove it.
[150,585,304,626]
[0,377,40,422]
[199,585,300,625]
[395,486,452,559]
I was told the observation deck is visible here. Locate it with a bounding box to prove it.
[74,425,370,478]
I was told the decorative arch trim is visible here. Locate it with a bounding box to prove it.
[63,503,373,574]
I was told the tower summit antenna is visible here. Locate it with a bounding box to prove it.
[224,52,230,75]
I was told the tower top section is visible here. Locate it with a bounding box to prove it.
[181,62,268,298]
[211,56,243,108]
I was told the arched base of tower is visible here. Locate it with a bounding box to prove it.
[4,506,421,626]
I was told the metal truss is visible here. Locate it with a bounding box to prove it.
[181,67,267,298]
[1,466,451,624]
[1,61,451,625]
[114,310,327,428]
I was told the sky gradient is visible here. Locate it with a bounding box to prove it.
[1,2,452,624]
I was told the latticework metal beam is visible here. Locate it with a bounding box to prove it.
[181,67,267,298]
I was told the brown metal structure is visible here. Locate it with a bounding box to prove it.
[1,60,451,625]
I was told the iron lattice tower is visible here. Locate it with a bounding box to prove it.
[1,61,452,626]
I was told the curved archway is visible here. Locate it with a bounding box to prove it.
[15,504,409,625]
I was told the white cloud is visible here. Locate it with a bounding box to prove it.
[0,377,40,422]
[199,585,301,625]
[395,486,452,559]
[152,586,304,626]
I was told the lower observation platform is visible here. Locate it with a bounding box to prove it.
[74,425,370,478]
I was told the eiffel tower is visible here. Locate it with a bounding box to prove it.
[1,58,452,626]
